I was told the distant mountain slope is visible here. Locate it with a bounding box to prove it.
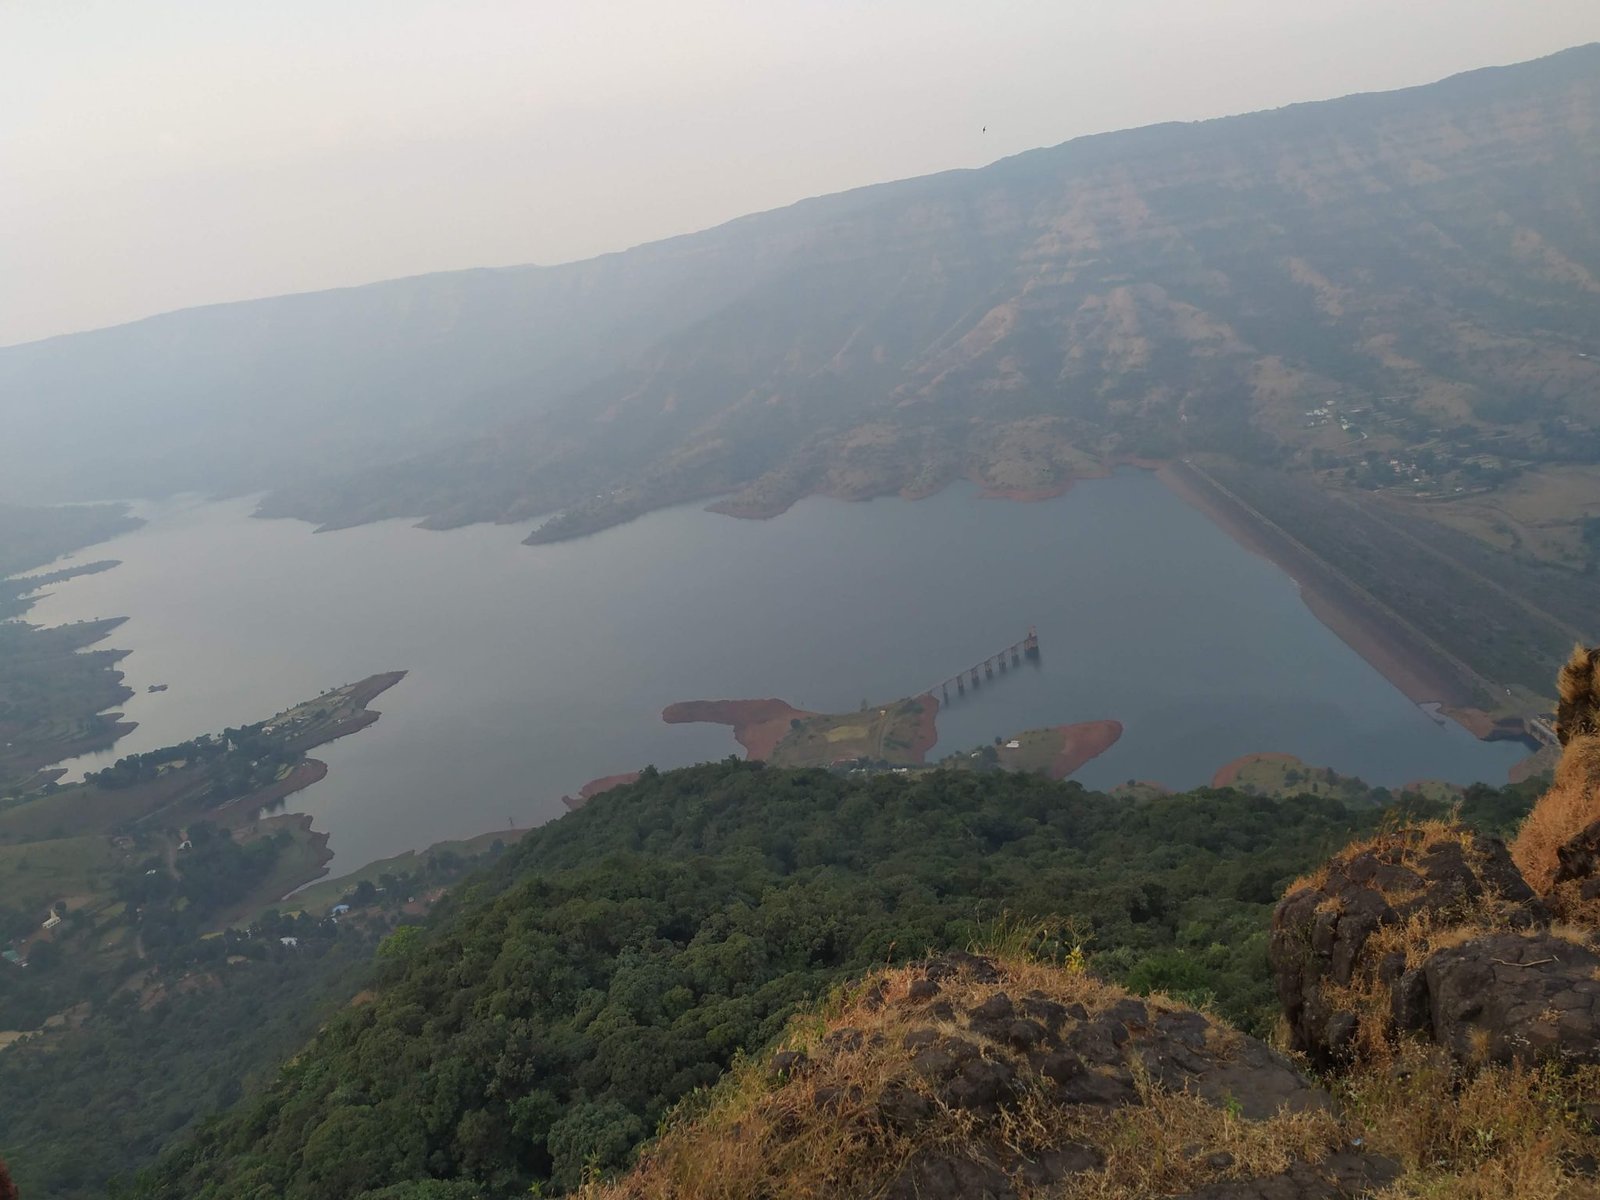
[6,47,1599,567]
[241,44,1600,543]
[0,186,890,501]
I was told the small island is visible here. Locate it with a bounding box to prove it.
[570,704,1122,811]
[1208,751,1464,805]
[942,720,1123,779]
[545,693,1127,815]
[663,694,940,768]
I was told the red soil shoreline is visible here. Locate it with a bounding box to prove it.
[661,698,818,760]
[1210,752,1301,789]
[906,693,940,761]
[563,771,644,811]
[661,694,1116,781]
[1049,720,1123,780]
[976,482,1078,502]
[221,759,330,815]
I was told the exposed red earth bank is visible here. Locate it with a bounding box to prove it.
[661,698,818,760]
[1049,719,1123,779]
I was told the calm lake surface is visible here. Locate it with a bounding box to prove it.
[26,471,1522,868]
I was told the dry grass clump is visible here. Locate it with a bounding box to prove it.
[1050,1083,1343,1200]
[586,955,1347,1200]
[1318,910,1492,1066]
[1513,737,1600,898]
[1286,818,1466,899]
[1342,1045,1600,1200]
[1551,880,1600,928]
[1512,645,1600,900]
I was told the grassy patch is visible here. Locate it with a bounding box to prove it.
[996,728,1067,775]
[288,828,524,916]
[773,699,933,768]
[0,835,122,916]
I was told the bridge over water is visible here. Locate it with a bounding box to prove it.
[932,627,1041,703]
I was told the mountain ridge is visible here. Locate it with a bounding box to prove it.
[247,40,1600,548]
[8,41,1598,357]
[5,44,1597,513]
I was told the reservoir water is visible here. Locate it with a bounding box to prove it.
[24,471,1523,868]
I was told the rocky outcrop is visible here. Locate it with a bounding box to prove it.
[1555,818,1600,892]
[879,954,1328,1132]
[1271,822,1600,1069]
[1417,931,1600,1066]
[602,952,1397,1200]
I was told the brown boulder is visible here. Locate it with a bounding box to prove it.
[1270,823,1600,1069]
[1418,930,1600,1065]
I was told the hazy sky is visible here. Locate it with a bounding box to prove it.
[4,1,1598,347]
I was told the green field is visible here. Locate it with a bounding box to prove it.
[0,836,123,916]
[995,727,1068,775]
[771,697,933,768]
[286,828,526,916]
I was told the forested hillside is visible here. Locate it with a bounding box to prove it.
[0,933,373,1200]
[122,760,1539,1199]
